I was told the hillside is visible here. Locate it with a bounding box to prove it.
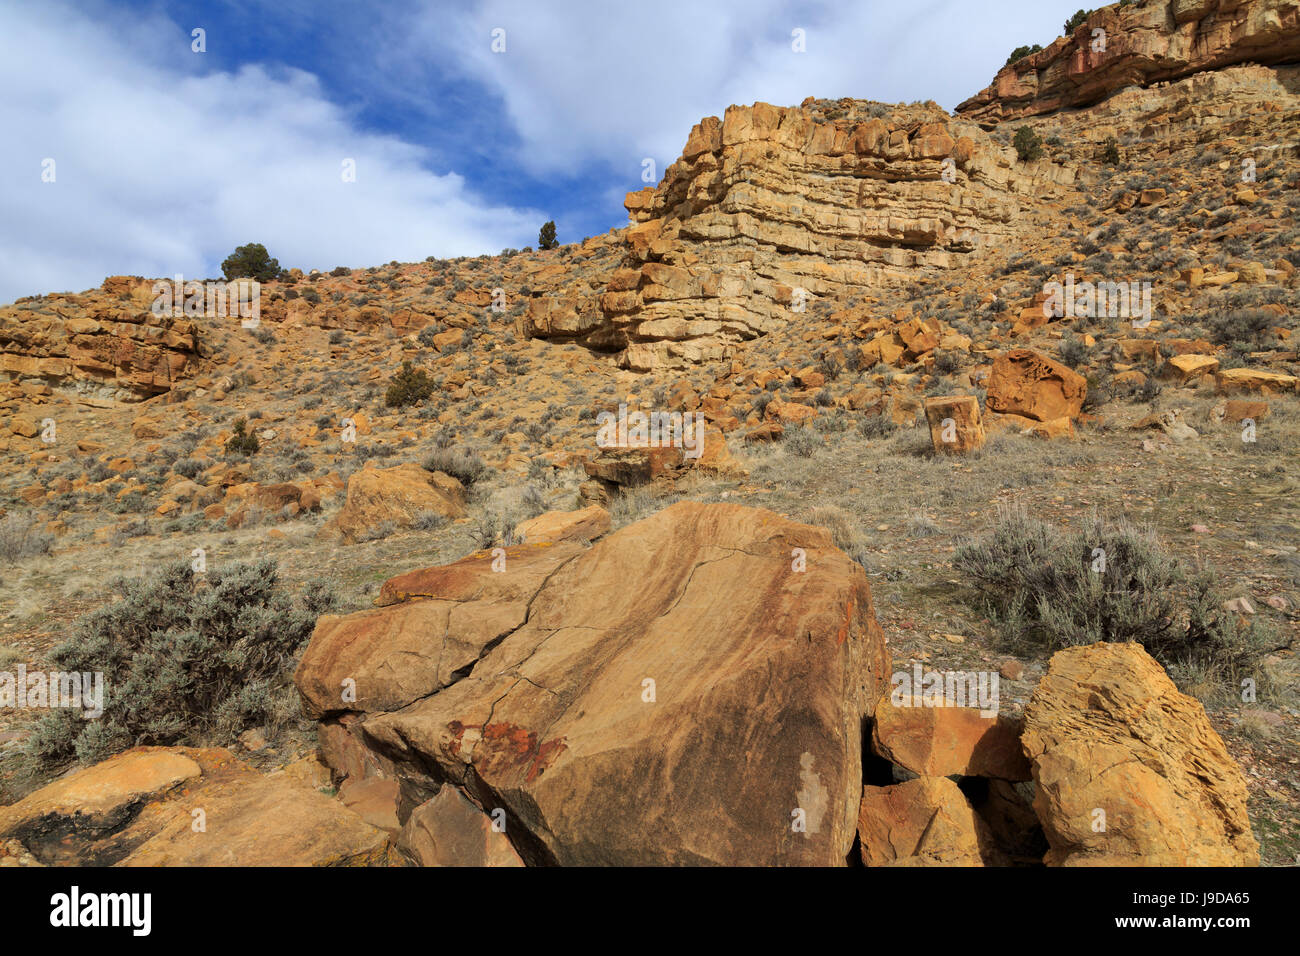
[1,0,1298,869]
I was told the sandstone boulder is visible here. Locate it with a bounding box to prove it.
[872,696,1030,780]
[397,786,525,867]
[0,748,199,835]
[297,542,585,718]
[319,462,466,543]
[1164,354,1219,385]
[924,395,986,454]
[1215,367,1299,394]
[1022,642,1258,866]
[857,776,1004,866]
[0,747,391,867]
[583,446,685,487]
[303,502,891,865]
[986,348,1087,423]
[515,505,611,545]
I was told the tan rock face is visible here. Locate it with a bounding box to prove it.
[301,501,891,865]
[522,101,1076,370]
[1164,353,1220,384]
[957,0,1300,122]
[319,461,466,543]
[986,348,1087,423]
[297,541,586,718]
[1022,642,1259,867]
[0,748,200,831]
[0,276,200,400]
[857,776,1005,866]
[1215,367,1299,394]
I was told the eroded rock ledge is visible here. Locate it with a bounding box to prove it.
[521,101,1083,371]
[956,0,1300,124]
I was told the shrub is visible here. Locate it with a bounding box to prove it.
[27,559,332,768]
[782,425,822,456]
[538,220,559,250]
[1205,308,1275,350]
[385,360,436,407]
[1005,43,1043,66]
[1100,136,1121,166]
[412,510,446,531]
[1058,334,1091,369]
[933,350,962,375]
[423,447,487,486]
[221,243,281,282]
[1013,126,1044,162]
[858,414,896,439]
[1063,9,1090,34]
[330,266,351,277]
[0,512,54,563]
[225,417,260,456]
[954,506,1271,696]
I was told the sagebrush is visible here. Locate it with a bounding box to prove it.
[27,559,332,767]
[954,505,1274,699]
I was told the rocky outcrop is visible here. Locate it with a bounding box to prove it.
[522,101,1083,370]
[296,501,892,866]
[1022,642,1259,867]
[0,276,199,401]
[317,461,466,543]
[957,0,1300,123]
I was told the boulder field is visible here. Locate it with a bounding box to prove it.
[0,502,1260,866]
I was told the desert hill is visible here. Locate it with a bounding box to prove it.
[1,0,1297,868]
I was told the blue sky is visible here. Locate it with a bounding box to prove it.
[0,0,1073,303]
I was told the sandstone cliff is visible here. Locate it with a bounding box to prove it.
[521,100,1087,371]
[957,0,1300,123]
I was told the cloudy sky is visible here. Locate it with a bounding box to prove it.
[0,0,1071,304]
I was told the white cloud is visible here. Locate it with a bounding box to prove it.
[0,0,1073,303]
[414,0,1068,181]
[0,1,542,304]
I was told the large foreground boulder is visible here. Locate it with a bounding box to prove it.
[297,541,587,718]
[1022,643,1258,867]
[297,501,892,865]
